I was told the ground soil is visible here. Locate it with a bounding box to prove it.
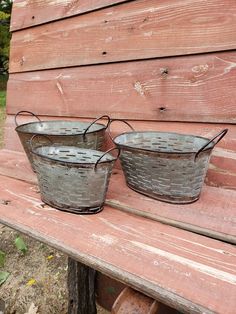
[0,107,108,313]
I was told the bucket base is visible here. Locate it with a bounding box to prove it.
[127,184,200,204]
[41,198,104,214]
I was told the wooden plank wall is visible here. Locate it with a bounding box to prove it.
[6,0,236,189]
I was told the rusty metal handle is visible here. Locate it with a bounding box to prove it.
[29,134,53,152]
[94,147,120,170]
[195,129,228,160]
[83,115,111,141]
[108,119,135,141]
[15,111,42,127]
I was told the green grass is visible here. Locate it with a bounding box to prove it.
[0,75,8,91]
[0,91,6,147]
[0,91,6,107]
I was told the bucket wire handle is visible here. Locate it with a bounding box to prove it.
[195,129,228,160]
[83,115,111,141]
[15,111,42,127]
[29,134,53,152]
[94,147,120,170]
[108,119,135,141]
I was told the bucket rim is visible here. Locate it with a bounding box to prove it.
[113,131,214,155]
[31,146,117,166]
[15,120,106,136]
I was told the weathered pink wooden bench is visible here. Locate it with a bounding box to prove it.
[0,0,236,313]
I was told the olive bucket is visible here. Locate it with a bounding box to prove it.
[30,135,120,214]
[15,111,110,170]
[109,120,228,204]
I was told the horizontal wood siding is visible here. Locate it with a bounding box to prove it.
[7,51,236,123]
[11,0,130,31]
[9,0,236,73]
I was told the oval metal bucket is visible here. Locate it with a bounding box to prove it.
[109,120,228,204]
[31,145,119,214]
[15,111,110,170]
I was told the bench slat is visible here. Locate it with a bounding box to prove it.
[0,149,235,244]
[107,172,236,244]
[9,0,236,73]
[7,51,236,123]
[0,174,235,314]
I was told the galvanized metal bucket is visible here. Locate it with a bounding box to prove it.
[30,137,119,214]
[15,111,110,169]
[109,119,228,204]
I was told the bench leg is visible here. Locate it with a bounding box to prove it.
[67,258,97,314]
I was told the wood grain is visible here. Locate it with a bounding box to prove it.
[7,51,236,123]
[9,0,236,73]
[0,149,235,243]
[11,0,130,31]
[107,172,236,244]
[67,258,96,314]
[0,174,236,314]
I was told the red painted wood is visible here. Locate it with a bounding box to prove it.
[11,0,130,31]
[0,149,35,183]
[0,174,235,314]
[7,51,236,123]
[0,149,235,243]
[9,0,236,73]
[107,171,236,244]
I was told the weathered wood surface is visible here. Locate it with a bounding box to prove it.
[0,149,235,243]
[11,0,130,31]
[107,172,236,244]
[67,258,96,314]
[0,174,236,314]
[7,51,236,123]
[9,0,236,73]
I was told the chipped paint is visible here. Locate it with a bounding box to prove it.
[23,33,35,43]
[215,57,236,74]
[144,31,153,37]
[5,189,42,207]
[15,0,71,8]
[56,81,64,95]
[14,1,27,8]
[132,241,236,284]
[27,208,41,216]
[134,81,145,96]
[213,147,236,159]
[152,230,236,258]
[105,36,113,43]
[99,217,134,236]
[192,64,209,76]
[91,234,117,246]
